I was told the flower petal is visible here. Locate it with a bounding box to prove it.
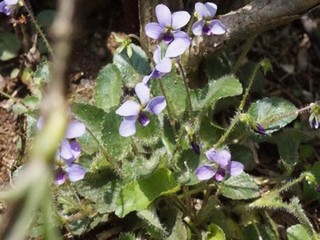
[204,2,217,18]
[116,100,141,117]
[229,161,244,177]
[165,38,188,58]
[5,0,18,5]
[69,140,81,159]
[145,96,166,115]
[195,2,206,19]
[155,57,172,73]
[66,164,86,182]
[135,82,150,106]
[215,168,225,181]
[37,116,45,129]
[205,148,216,162]
[171,11,190,29]
[195,165,216,180]
[143,72,153,84]
[192,20,204,36]
[54,167,67,185]
[153,45,162,64]
[215,149,231,167]
[65,120,86,139]
[59,139,73,160]
[145,23,164,40]
[119,116,137,137]
[138,112,150,126]
[156,4,172,27]
[208,20,227,35]
[173,31,191,45]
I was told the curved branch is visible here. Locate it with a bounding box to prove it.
[186,0,320,80]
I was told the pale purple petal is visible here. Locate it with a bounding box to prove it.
[145,96,166,115]
[208,20,227,35]
[59,139,73,160]
[66,164,86,182]
[37,116,45,129]
[205,148,216,162]
[195,2,207,19]
[205,2,217,18]
[153,45,162,64]
[138,112,150,126]
[0,2,6,13]
[215,168,225,181]
[116,100,141,117]
[145,23,164,40]
[196,165,216,180]
[228,161,244,177]
[69,140,81,159]
[143,73,153,84]
[156,4,172,27]
[135,82,150,106]
[65,120,85,139]
[5,0,18,5]
[173,31,191,45]
[119,116,137,137]
[155,57,172,73]
[192,20,205,36]
[55,168,67,185]
[171,11,190,29]
[165,38,188,58]
[215,149,231,167]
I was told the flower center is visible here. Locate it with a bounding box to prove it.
[138,112,150,126]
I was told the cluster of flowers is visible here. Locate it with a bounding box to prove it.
[0,0,18,15]
[37,116,86,185]
[116,3,226,137]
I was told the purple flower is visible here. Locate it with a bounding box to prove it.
[145,4,191,44]
[37,116,86,185]
[191,141,200,155]
[116,83,166,137]
[309,115,319,129]
[143,38,189,84]
[0,0,18,15]
[192,2,227,36]
[253,123,265,135]
[309,102,320,129]
[195,148,244,181]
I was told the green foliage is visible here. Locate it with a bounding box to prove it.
[94,64,122,112]
[115,168,179,217]
[113,44,151,88]
[206,224,226,240]
[248,97,298,134]
[0,31,20,61]
[287,224,313,240]
[220,173,260,200]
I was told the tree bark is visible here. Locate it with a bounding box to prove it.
[185,0,320,82]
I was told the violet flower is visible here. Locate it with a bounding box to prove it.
[253,123,266,135]
[37,116,86,185]
[116,82,166,137]
[309,102,320,129]
[0,0,18,15]
[145,4,191,44]
[143,38,189,84]
[195,148,244,181]
[192,2,227,36]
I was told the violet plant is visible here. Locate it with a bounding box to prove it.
[3,1,320,239]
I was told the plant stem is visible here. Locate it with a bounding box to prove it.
[238,62,260,112]
[128,34,153,61]
[214,114,241,149]
[23,0,54,56]
[159,80,176,134]
[0,91,30,110]
[177,59,194,118]
[232,36,257,73]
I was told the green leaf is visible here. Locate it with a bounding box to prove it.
[137,208,167,238]
[0,31,20,61]
[220,173,260,200]
[248,97,298,134]
[206,224,226,240]
[115,168,179,217]
[101,110,131,160]
[118,233,136,240]
[135,115,161,143]
[151,71,187,119]
[94,64,122,112]
[199,75,243,109]
[113,44,151,88]
[72,103,106,142]
[166,214,188,240]
[37,10,55,30]
[287,224,312,240]
[76,171,121,214]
